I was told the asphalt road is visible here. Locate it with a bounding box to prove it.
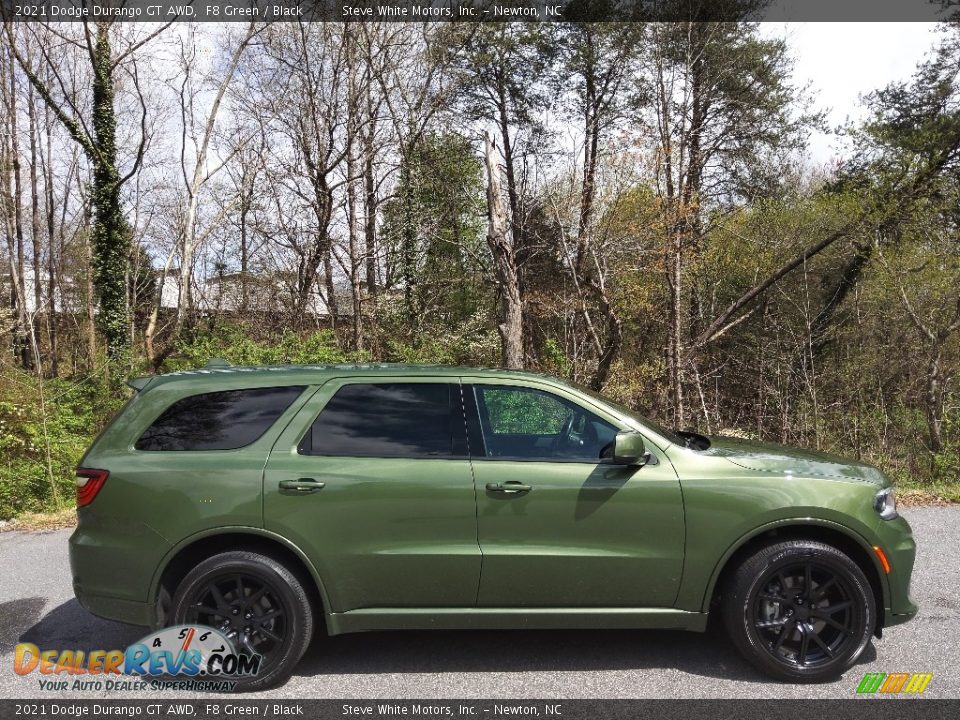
[1,508,958,700]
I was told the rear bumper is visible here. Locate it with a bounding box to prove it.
[69,520,166,628]
[73,583,153,627]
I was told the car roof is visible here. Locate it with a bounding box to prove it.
[129,361,561,392]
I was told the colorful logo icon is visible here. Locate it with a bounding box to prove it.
[856,672,933,694]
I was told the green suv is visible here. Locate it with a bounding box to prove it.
[70,362,917,689]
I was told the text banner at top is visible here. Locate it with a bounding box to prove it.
[1,0,957,23]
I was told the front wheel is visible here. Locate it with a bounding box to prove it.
[722,540,875,682]
[170,551,314,691]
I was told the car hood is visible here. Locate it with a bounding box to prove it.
[702,436,888,486]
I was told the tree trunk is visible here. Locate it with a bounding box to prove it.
[85,224,97,369]
[925,349,944,455]
[666,229,685,426]
[28,82,44,373]
[589,286,623,391]
[6,49,32,370]
[44,96,58,377]
[345,29,363,351]
[362,144,378,338]
[239,173,250,314]
[362,80,379,351]
[400,138,417,333]
[495,89,522,250]
[323,248,338,331]
[9,22,133,366]
[89,24,130,362]
[484,132,523,369]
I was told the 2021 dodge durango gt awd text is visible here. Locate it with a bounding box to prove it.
[69,362,917,690]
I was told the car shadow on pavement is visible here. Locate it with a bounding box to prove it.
[12,601,877,685]
[293,625,878,683]
[16,599,145,652]
[0,598,47,653]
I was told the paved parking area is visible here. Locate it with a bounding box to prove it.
[1,508,957,699]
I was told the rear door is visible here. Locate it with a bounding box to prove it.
[263,377,480,611]
[465,379,685,608]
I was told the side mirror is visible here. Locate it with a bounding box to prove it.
[612,431,648,466]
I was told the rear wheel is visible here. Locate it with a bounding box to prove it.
[170,551,314,691]
[722,540,875,681]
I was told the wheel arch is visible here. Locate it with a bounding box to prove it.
[703,519,888,629]
[149,527,330,629]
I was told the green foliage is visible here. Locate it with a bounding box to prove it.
[88,28,132,364]
[165,325,362,370]
[380,306,500,368]
[381,131,487,332]
[446,23,555,130]
[0,371,123,520]
[649,21,821,201]
[482,388,568,435]
[543,338,571,377]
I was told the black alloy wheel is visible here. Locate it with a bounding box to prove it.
[723,540,875,681]
[184,572,289,663]
[752,560,859,668]
[171,550,314,691]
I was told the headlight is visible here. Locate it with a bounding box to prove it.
[874,487,898,520]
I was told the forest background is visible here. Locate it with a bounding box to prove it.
[2,16,959,520]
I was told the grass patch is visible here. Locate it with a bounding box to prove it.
[0,506,77,532]
[895,480,960,506]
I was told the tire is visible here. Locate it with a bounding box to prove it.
[170,551,314,692]
[721,540,875,682]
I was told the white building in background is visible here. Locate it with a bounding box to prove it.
[0,267,72,315]
[2,266,353,319]
[158,270,354,317]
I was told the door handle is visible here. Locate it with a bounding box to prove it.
[278,478,326,493]
[485,481,532,494]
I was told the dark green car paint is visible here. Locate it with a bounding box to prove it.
[69,364,917,636]
[264,377,481,611]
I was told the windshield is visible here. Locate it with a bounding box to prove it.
[566,381,686,447]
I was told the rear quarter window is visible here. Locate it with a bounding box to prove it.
[135,386,306,451]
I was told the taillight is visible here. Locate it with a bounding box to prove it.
[75,468,108,507]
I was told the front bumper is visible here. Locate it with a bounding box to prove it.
[874,513,918,625]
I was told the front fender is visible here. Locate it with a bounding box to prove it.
[694,517,888,614]
[670,465,889,613]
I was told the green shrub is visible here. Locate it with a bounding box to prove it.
[165,325,363,370]
[0,372,122,520]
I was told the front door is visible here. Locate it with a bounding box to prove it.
[263,378,480,611]
[466,380,685,608]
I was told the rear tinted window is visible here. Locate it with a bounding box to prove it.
[135,386,305,451]
[300,383,458,458]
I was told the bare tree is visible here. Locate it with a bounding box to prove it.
[485,132,523,369]
[144,22,259,367]
[5,20,168,365]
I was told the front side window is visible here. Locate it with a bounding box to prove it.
[135,386,305,451]
[470,385,617,462]
[300,383,459,458]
